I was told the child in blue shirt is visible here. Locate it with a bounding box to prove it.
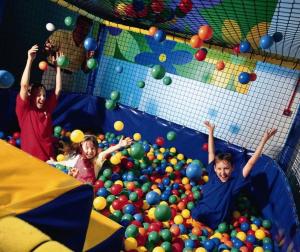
[191,121,277,229]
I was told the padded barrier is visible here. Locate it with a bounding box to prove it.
[1,90,300,251]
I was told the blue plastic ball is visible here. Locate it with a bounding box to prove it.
[115,65,123,73]
[83,37,97,51]
[273,32,283,42]
[238,72,250,84]
[186,163,202,181]
[260,35,274,49]
[145,191,160,205]
[0,70,15,88]
[239,41,251,53]
[154,30,166,43]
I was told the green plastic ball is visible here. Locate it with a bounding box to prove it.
[151,65,166,80]
[130,143,145,160]
[163,76,172,85]
[160,229,172,241]
[166,131,176,141]
[154,205,171,222]
[54,126,62,135]
[125,224,138,238]
[57,55,70,68]
[64,16,73,26]
[218,222,228,233]
[87,58,98,70]
[137,81,145,88]
[161,241,172,252]
[105,99,116,110]
[148,231,160,243]
[110,90,120,101]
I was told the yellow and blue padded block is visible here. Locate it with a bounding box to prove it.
[0,216,71,252]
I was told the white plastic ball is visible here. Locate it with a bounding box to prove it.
[46,23,55,32]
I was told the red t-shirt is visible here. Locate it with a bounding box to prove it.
[16,92,57,161]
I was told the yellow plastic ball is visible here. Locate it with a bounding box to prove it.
[56,154,65,162]
[255,229,266,240]
[110,155,121,165]
[203,175,209,183]
[109,205,115,213]
[115,151,122,159]
[181,209,190,218]
[148,207,156,220]
[142,200,150,210]
[195,248,207,252]
[153,188,161,195]
[114,180,123,186]
[177,153,184,160]
[182,177,189,185]
[236,231,246,241]
[162,221,170,228]
[93,196,106,211]
[186,158,192,164]
[159,147,166,153]
[213,232,222,239]
[136,246,147,252]
[165,166,173,173]
[170,158,177,165]
[157,153,164,160]
[253,247,264,252]
[153,247,165,252]
[180,234,189,240]
[124,237,138,251]
[170,147,176,153]
[70,129,84,143]
[114,121,124,131]
[251,224,258,231]
[133,133,141,141]
[160,201,168,205]
[174,215,184,224]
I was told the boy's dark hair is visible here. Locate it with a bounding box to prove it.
[30,83,46,93]
[215,152,233,166]
[76,15,93,27]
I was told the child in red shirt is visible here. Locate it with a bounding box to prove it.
[16,45,62,161]
[48,135,133,184]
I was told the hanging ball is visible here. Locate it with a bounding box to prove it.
[238,72,250,84]
[105,99,116,110]
[110,90,120,101]
[149,26,158,36]
[46,23,55,31]
[154,30,166,43]
[166,131,176,141]
[151,65,166,80]
[114,121,124,131]
[273,32,283,42]
[87,58,98,70]
[115,65,123,73]
[56,55,70,68]
[198,25,213,41]
[0,70,15,88]
[70,129,84,143]
[190,35,203,48]
[163,76,172,85]
[137,80,145,88]
[64,16,73,26]
[39,61,48,71]
[239,41,251,53]
[250,73,257,81]
[93,196,107,210]
[259,35,274,49]
[216,61,225,71]
[202,143,208,151]
[130,143,145,160]
[195,49,207,61]
[84,37,97,51]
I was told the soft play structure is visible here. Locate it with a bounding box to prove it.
[0,90,300,251]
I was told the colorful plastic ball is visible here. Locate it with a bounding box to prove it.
[255,229,266,240]
[253,247,264,252]
[233,45,240,54]
[156,137,165,146]
[151,65,166,80]
[154,204,171,222]
[179,0,193,14]
[163,76,172,85]
[133,133,141,141]
[195,49,207,61]
[56,55,70,68]
[38,61,48,71]
[216,61,225,71]
[124,237,138,251]
[56,154,65,162]
[262,220,271,229]
[148,231,160,243]
[149,26,158,36]
[259,35,274,49]
[238,72,250,84]
[154,30,166,43]
[190,35,203,48]
[198,25,213,41]
[125,224,139,238]
[70,129,84,143]
[84,37,97,51]
[137,80,145,88]
[146,191,160,205]
[46,23,55,31]
[130,143,145,159]
[0,70,15,88]
[273,32,283,42]
[249,73,257,81]
[110,90,120,101]
[105,99,116,110]
[202,143,208,151]
[239,41,251,53]
[64,16,73,26]
[153,246,165,252]
[186,163,202,181]
[86,58,98,70]
[93,196,106,210]
[114,121,124,131]
[166,131,176,141]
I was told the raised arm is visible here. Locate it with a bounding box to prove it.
[54,52,62,97]
[242,128,277,178]
[204,121,215,163]
[94,136,133,176]
[20,45,38,100]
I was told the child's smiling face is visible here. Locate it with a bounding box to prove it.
[81,140,97,159]
[214,160,233,183]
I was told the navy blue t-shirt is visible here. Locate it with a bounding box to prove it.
[191,161,249,229]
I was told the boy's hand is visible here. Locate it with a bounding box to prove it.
[28,45,38,61]
[262,128,277,143]
[52,51,64,66]
[118,136,133,148]
[204,121,215,133]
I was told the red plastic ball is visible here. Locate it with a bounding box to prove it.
[250,73,257,81]
[202,143,208,151]
[233,45,240,54]
[13,132,20,139]
[111,184,123,195]
[178,0,193,13]
[126,160,134,169]
[216,61,225,71]
[195,49,207,61]
[151,0,164,13]
[155,136,165,146]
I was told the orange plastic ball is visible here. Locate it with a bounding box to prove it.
[39,61,48,71]
[216,61,225,71]
[190,35,203,48]
[198,25,213,41]
[149,26,158,36]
